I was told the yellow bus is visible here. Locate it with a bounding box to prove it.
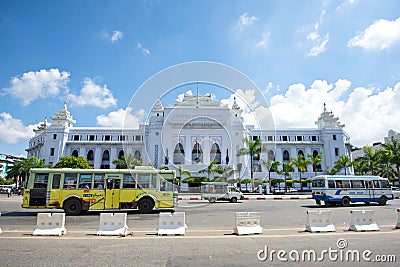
[22,166,178,215]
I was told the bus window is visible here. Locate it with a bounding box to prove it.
[64,173,78,189]
[123,174,136,188]
[94,174,104,189]
[380,180,390,188]
[328,180,335,188]
[34,173,48,189]
[312,179,325,188]
[350,180,364,188]
[78,174,93,189]
[335,180,343,188]
[342,180,350,188]
[138,174,150,189]
[373,180,379,188]
[52,174,61,189]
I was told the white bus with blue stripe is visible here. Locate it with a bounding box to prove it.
[312,175,394,207]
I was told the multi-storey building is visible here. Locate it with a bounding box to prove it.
[26,95,352,181]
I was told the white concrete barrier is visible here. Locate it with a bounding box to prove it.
[348,210,379,231]
[396,209,400,229]
[233,212,263,235]
[33,213,67,236]
[157,212,186,236]
[305,210,335,233]
[97,213,129,236]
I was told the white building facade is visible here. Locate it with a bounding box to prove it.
[26,96,352,181]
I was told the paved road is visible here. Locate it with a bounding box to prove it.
[1,195,399,266]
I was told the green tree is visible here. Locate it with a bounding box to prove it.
[199,159,218,180]
[54,156,93,169]
[374,148,395,180]
[112,154,143,169]
[290,154,311,191]
[213,165,234,182]
[277,162,294,192]
[307,153,323,176]
[333,154,351,175]
[382,139,400,184]
[236,137,265,191]
[261,159,281,193]
[7,156,46,186]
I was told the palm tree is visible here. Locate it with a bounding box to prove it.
[213,164,234,182]
[236,137,265,191]
[261,159,281,193]
[177,165,191,186]
[374,148,395,180]
[307,153,323,176]
[382,139,400,184]
[277,162,294,192]
[290,154,311,191]
[199,159,218,180]
[334,154,352,175]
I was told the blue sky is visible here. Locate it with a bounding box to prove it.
[1,0,400,157]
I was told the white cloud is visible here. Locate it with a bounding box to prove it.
[96,107,146,128]
[348,17,400,50]
[255,33,270,49]
[307,33,329,56]
[0,113,36,144]
[305,9,329,56]
[3,68,70,105]
[236,13,258,30]
[137,43,151,55]
[68,78,117,108]
[268,79,400,147]
[111,30,123,42]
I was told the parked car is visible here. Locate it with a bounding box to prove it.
[392,186,400,199]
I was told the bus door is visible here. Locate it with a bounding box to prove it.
[366,180,375,201]
[29,173,49,207]
[49,174,62,206]
[105,175,122,209]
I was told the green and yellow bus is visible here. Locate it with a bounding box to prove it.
[22,166,178,215]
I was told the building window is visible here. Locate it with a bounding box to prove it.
[267,136,274,141]
[119,135,126,141]
[135,135,141,141]
[89,135,95,141]
[192,143,203,163]
[72,150,79,157]
[283,150,290,161]
[73,135,80,141]
[335,148,339,156]
[297,136,302,141]
[134,150,141,161]
[173,143,185,164]
[104,135,111,141]
[210,143,221,164]
[333,135,337,140]
[311,136,317,141]
[50,148,55,156]
[53,134,57,140]
[155,132,159,136]
[102,150,110,161]
[282,136,288,141]
[87,150,94,161]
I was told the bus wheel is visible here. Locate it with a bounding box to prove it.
[209,197,216,203]
[340,197,350,207]
[64,198,82,216]
[138,198,154,214]
[364,202,370,205]
[230,197,238,203]
[379,196,387,206]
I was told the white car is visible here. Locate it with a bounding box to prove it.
[392,187,400,199]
